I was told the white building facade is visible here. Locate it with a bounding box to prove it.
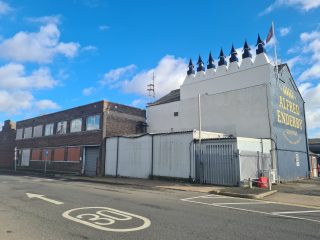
[147,38,309,181]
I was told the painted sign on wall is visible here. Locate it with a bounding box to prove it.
[276,84,304,145]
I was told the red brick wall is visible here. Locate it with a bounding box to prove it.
[0,121,16,169]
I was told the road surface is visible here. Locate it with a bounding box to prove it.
[0,174,319,240]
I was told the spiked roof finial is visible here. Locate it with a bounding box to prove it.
[197,55,205,72]
[207,51,215,69]
[229,44,238,63]
[218,48,227,66]
[242,40,252,59]
[256,34,266,54]
[187,58,195,75]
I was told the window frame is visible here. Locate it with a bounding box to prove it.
[44,123,54,136]
[86,115,100,131]
[70,118,82,133]
[16,128,23,140]
[56,121,67,134]
[33,125,43,138]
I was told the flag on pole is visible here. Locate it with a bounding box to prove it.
[266,24,274,44]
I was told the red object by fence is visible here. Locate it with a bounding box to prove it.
[258,177,268,188]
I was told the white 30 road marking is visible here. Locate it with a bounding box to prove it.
[62,207,151,232]
[26,193,64,205]
[181,195,320,224]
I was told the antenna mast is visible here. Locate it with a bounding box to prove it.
[147,72,155,98]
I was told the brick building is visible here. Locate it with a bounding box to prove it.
[0,120,16,169]
[15,100,146,176]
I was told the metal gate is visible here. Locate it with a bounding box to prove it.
[195,139,240,186]
[85,147,99,176]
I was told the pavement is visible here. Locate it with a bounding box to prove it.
[2,170,320,208]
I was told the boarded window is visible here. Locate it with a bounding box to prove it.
[41,149,52,161]
[45,123,54,136]
[54,148,65,161]
[67,147,81,161]
[31,149,41,160]
[33,125,43,138]
[16,129,23,140]
[57,121,67,134]
[70,118,82,133]
[24,127,32,139]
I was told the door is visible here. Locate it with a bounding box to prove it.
[21,149,31,166]
[85,147,99,176]
[195,139,239,186]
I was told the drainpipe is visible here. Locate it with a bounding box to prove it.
[151,135,154,179]
[189,139,195,182]
[302,101,311,176]
[116,136,119,177]
[14,147,17,171]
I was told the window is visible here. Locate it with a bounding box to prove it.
[16,129,23,140]
[174,112,179,117]
[23,127,32,139]
[57,121,67,134]
[45,123,54,136]
[70,118,82,133]
[33,125,43,138]
[86,115,100,131]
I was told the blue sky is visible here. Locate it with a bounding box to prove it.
[0,0,319,137]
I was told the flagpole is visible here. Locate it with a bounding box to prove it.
[272,21,280,85]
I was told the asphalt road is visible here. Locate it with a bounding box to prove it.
[0,174,320,240]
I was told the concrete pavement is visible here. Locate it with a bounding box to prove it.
[3,170,320,208]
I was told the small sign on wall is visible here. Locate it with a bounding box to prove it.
[295,152,300,167]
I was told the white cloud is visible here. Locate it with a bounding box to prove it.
[99,25,109,31]
[0,90,33,114]
[0,63,59,115]
[35,100,59,110]
[0,1,12,15]
[121,55,187,97]
[299,63,320,80]
[286,56,303,69]
[0,63,57,90]
[100,64,137,86]
[81,45,97,52]
[0,90,59,115]
[26,15,61,25]
[82,87,95,96]
[260,0,320,15]
[280,27,291,36]
[131,98,148,108]
[297,30,320,81]
[300,31,320,42]
[100,55,187,98]
[0,23,80,63]
[299,83,320,130]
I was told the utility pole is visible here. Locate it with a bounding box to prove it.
[147,72,155,98]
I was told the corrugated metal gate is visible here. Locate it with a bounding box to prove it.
[85,147,99,176]
[195,139,240,186]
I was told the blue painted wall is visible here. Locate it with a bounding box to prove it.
[270,65,309,180]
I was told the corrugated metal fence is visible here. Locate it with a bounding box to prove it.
[105,133,273,185]
[105,132,195,179]
[195,139,240,186]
